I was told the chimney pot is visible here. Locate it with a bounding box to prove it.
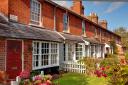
[71,0,84,15]
[89,12,98,24]
[99,20,107,29]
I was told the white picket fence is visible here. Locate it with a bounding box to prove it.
[61,61,86,74]
[10,76,20,85]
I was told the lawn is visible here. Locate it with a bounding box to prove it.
[54,73,107,85]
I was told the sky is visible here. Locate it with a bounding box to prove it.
[53,0,128,31]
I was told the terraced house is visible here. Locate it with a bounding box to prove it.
[0,0,122,79]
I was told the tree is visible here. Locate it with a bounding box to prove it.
[114,27,128,50]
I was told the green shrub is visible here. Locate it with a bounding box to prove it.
[79,57,100,75]
[108,65,128,85]
[100,54,119,67]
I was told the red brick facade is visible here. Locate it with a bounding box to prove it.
[0,0,121,44]
[9,0,30,24]
[42,2,54,30]
[0,0,122,73]
[0,39,6,71]
[24,40,32,71]
[0,0,8,16]
[69,14,82,36]
[56,8,65,32]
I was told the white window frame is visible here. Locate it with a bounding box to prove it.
[63,13,69,33]
[75,43,83,60]
[82,20,86,36]
[32,41,59,70]
[30,0,42,26]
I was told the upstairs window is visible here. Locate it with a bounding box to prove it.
[82,21,86,35]
[63,13,68,32]
[30,0,41,25]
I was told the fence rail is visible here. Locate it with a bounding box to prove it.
[61,61,86,74]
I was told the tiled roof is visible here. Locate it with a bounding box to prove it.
[60,32,85,43]
[83,37,103,45]
[0,21,63,42]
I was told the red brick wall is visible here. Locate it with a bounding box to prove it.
[0,0,8,16]
[9,0,30,24]
[42,2,54,30]
[86,23,95,37]
[56,8,65,32]
[69,13,82,36]
[24,40,32,71]
[0,39,6,71]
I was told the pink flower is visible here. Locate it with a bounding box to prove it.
[19,70,30,79]
[40,82,49,85]
[34,75,42,81]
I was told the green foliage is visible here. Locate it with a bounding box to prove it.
[114,27,128,49]
[19,79,32,85]
[30,70,40,81]
[54,73,107,85]
[110,40,118,54]
[100,54,119,67]
[79,57,100,75]
[108,65,128,85]
[125,51,128,60]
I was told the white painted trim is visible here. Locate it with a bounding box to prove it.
[56,32,66,41]
[82,39,90,45]
[54,7,56,31]
[57,43,59,65]
[73,44,76,61]
[22,40,24,71]
[67,11,70,33]
[49,43,51,65]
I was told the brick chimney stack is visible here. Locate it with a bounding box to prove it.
[99,20,107,29]
[71,0,84,15]
[87,12,98,24]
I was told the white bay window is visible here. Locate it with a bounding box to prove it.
[33,41,59,69]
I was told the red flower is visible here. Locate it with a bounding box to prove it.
[102,73,107,78]
[94,70,102,78]
[100,67,105,71]
[19,70,30,79]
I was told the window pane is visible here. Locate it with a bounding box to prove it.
[30,0,41,25]
[76,44,83,60]
[51,43,58,65]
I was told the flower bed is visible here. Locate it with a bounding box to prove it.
[19,70,59,85]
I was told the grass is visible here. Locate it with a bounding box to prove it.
[54,73,107,85]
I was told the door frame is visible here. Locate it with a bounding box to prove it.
[6,39,24,72]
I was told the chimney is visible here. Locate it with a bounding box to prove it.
[71,0,84,15]
[87,12,98,24]
[99,20,107,29]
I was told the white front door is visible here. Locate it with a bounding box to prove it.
[68,43,74,61]
[65,43,75,61]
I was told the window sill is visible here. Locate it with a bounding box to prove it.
[29,23,42,28]
[63,30,70,33]
[32,64,59,70]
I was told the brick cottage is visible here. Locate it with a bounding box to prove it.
[0,0,122,79]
